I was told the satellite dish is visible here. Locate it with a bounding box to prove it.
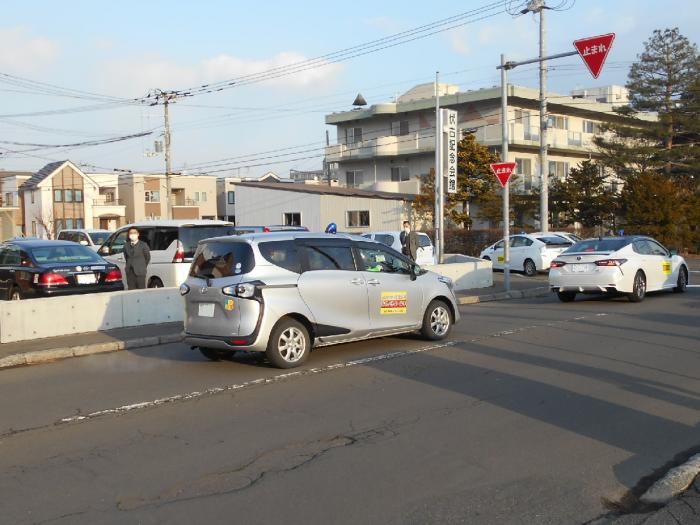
[352,93,367,107]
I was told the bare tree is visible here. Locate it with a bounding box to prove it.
[34,210,56,239]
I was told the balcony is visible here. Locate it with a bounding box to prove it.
[92,196,125,218]
[325,131,436,162]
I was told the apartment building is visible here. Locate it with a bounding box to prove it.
[0,171,32,240]
[216,171,287,223]
[324,83,653,197]
[118,173,217,222]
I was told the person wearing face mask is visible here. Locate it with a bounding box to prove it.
[399,221,418,261]
[123,227,151,290]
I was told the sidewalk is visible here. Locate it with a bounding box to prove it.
[457,270,551,305]
[0,272,550,370]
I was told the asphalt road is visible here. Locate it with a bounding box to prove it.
[1,277,699,524]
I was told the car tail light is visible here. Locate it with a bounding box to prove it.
[105,269,122,283]
[595,259,627,267]
[38,272,69,286]
[230,339,250,346]
[550,260,566,268]
[262,227,271,233]
[172,240,185,263]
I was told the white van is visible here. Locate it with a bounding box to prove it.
[362,231,436,266]
[98,220,237,288]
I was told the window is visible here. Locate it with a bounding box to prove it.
[418,234,432,248]
[548,161,569,180]
[31,245,102,264]
[4,193,12,207]
[201,192,207,202]
[64,189,74,203]
[494,240,504,249]
[189,241,255,279]
[55,219,64,232]
[392,120,409,136]
[227,191,235,205]
[346,170,363,188]
[194,192,200,202]
[648,240,670,257]
[390,166,410,182]
[259,241,300,273]
[345,127,363,144]
[178,225,238,259]
[375,234,395,247]
[582,120,600,134]
[54,189,63,202]
[75,218,84,229]
[515,158,533,191]
[547,115,568,130]
[31,221,37,236]
[145,190,160,202]
[150,227,179,250]
[568,131,583,146]
[65,219,74,229]
[357,243,411,274]
[283,212,301,226]
[75,189,83,203]
[31,191,35,204]
[301,244,356,272]
[346,210,370,228]
[105,230,129,255]
[510,236,533,247]
[0,245,21,266]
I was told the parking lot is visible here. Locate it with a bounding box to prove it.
[1,262,698,524]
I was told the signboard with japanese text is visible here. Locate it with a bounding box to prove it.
[443,109,458,194]
[574,33,615,79]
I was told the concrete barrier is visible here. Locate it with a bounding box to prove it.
[0,288,184,343]
[424,254,493,291]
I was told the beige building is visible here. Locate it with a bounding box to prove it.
[0,171,32,240]
[216,171,287,223]
[119,173,217,222]
[324,83,653,200]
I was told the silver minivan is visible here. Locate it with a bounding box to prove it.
[182,232,460,368]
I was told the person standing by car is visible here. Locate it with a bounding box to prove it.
[399,221,419,261]
[123,227,150,289]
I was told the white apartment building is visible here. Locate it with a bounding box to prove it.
[324,83,652,198]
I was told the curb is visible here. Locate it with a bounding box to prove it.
[640,452,700,504]
[0,332,184,370]
[458,286,551,305]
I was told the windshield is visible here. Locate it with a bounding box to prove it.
[90,232,111,245]
[564,238,631,254]
[537,236,572,246]
[31,245,104,264]
[179,225,237,259]
[189,241,254,279]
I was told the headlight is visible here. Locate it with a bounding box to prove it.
[179,283,190,296]
[438,275,454,290]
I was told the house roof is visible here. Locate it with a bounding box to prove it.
[0,170,33,179]
[235,181,414,201]
[21,160,70,189]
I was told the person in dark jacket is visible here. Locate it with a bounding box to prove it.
[123,227,150,289]
[399,221,419,261]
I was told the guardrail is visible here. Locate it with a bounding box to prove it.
[0,288,184,343]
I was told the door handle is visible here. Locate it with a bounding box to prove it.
[366,279,380,285]
[350,278,364,285]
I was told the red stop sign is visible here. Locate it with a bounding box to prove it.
[490,162,517,188]
[574,33,615,79]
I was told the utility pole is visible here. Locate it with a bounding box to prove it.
[162,92,174,220]
[537,1,549,233]
[500,54,511,292]
[434,71,442,263]
[325,129,331,186]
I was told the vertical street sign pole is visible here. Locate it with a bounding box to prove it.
[434,72,442,263]
[500,54,510,292]
[539,5,549,233]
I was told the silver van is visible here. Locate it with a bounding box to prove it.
[182,232,460,368]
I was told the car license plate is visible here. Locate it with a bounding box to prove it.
[198,303,215,317]
[571,264,591,273]
[76,273,97,285]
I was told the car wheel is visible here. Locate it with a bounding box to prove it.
[557,291,576,303]
[523,259,537,277]
[421,299,453,341]
[9,287,21,301]
[199,347,224,361]
[673,266,688,293]
[148,277,164,288]
[628,271,646,302]
[266,318,310,369]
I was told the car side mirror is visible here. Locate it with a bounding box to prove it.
[410,265,417,281]
[79,240,89,246]
[99,246,110,255]
[670,249,678,256]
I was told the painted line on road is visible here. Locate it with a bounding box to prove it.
[0,311,610,437]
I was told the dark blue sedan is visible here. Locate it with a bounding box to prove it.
[0,239,124,300]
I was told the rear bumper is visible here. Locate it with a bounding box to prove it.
[185,333,267,352]
[549,266,629,293]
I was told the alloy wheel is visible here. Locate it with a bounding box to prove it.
[277,327,306,363]
[430,306,450,337]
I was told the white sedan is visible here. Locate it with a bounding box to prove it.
[549,236,689,302]
[479,234,572,276]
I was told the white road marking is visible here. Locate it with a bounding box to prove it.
[54,312,610,427]
[687,284,700,288]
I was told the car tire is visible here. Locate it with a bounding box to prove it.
[421,299,453,341]
[9,287,21,301]
[673,266,688,293]
[148,277,164,288]
[557,291,576,303]
[627,271,646,302]
[199,347,224,361]
[266,318,310,369]
[524,259,537,277]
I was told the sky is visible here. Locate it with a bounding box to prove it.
[1,0,699,177]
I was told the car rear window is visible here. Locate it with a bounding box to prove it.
[537,236,572,246]
[90,232,110,245]
[375,234,395,247]
[179,225,237,259]
[301,244,356,271]
[189,242,254,279]
[259,240,301,273]
[564,239,630,254]
[31,245,103,264]
[418,234,432,248]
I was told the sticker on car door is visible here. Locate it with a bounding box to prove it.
[224,298,235,311]
[380,291,407,315]
[662,261,672,275]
